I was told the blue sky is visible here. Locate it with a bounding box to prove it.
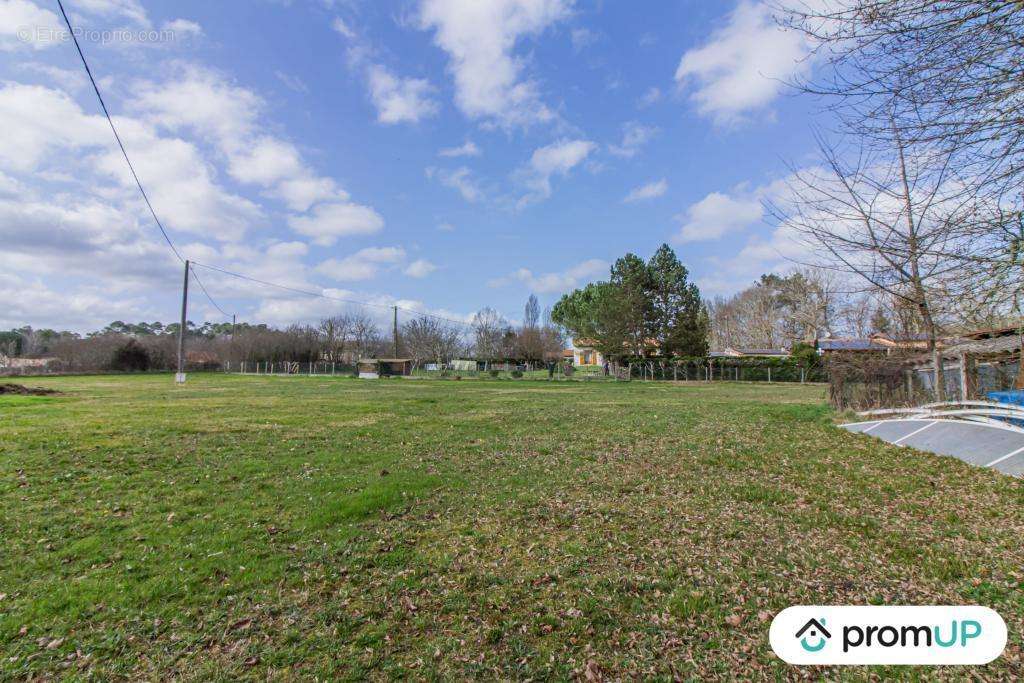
[0,0,827,331]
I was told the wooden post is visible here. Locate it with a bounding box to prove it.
[175,259,189,384]
[960,353,977,400]
[768,366,772,383]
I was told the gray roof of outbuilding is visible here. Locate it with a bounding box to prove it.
[817,339,887,351]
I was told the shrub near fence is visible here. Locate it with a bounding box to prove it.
[625,357,826,383]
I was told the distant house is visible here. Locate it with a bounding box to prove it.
[869,332,931,351]
[816,333,937,356]
[815,337,889,354]
[571,338,604,366]
[710,347,789,359]
[570,337,668,365]
[357,358,412,379]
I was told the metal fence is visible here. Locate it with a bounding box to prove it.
[226,358,825,383]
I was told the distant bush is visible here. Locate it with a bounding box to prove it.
[110,339,151,372]
[489,369,500,378]
[511,370,523,378]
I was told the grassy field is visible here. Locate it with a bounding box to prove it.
[1,374,1022,680]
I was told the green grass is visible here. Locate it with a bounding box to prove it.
[1,374,1022,679]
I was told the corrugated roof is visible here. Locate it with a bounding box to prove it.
[944,335,1021,356]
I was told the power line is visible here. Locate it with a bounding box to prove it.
[58,0,237,322]
[58,0,469,331]
[56,0,184,264]
[189,264,231,319]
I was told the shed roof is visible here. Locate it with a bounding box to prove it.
[943,335,1021,357]
[961,324,1024,340]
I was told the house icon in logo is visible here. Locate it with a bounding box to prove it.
[795,618,831,652]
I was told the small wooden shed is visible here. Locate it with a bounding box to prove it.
[357,358,413,379]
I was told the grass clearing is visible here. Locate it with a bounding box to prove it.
[1,374,1022,679]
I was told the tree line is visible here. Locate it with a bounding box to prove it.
[1,294,566,373]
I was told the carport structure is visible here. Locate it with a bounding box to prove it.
[840,402,1024,477]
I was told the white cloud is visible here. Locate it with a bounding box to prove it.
[426,165,484,202]
[17,62,89,92]
[438,140,480,157]
[638,86,662,108]
[417,0,572,128]
[490,258,606,294]
[274,70,309,93]
[0,82,261,241]
[75,0,151,27]
[437,221,455,232]
[624,178,667,203]
[265,241,309,259]
[162,18,202,40]
[0,83,108,171]
[274,177,345,213]
[288,202,385,246]
[674,191,764,243]
[226,136,305,186]
[0,272,151,330]
[316,246,407,281]
[404,258,438,278]
[674,1,814,124]
[366,64,439,124]
[133,65,374,222]
[0,0,63,52]
[134,65,261,142]
[517,138,595,207]
[332,16,356,39]
[607,121,658,158]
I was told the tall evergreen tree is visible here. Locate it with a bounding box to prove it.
[645,244,709,357]
[609,253,651,356]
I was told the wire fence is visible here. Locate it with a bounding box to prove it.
[219,357,827,384]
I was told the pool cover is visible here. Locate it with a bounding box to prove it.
[840,418,1024,477]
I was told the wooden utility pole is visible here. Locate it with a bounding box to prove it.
[393,306,399,358]
[175,260,189,384]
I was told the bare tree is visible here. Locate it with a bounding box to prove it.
[523,294,540,329]
[472,307,509,361]
[708,268,839,349]
[769,132,978,399]
[779,1,1024,187]
[349,312,386,360]
[779,0,1024,305]
[401,316,462,365]
[318,314,353,361]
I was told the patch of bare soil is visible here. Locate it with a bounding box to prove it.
[0,383,60,396]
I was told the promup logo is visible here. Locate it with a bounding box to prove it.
[795,618,830,652]
[770,606,1006,665]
